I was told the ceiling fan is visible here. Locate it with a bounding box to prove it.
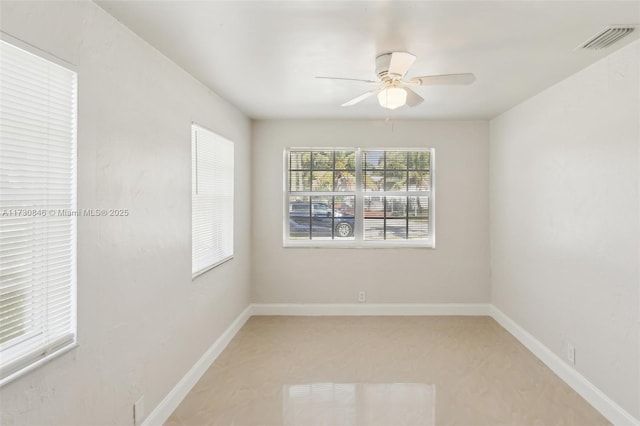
[317,52,476,110]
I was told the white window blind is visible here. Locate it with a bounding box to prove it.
[192,125,234,277]
[0,39,77,385]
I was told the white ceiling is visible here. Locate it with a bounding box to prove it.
[96,1,639,120]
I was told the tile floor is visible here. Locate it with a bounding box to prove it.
[165,316,609,426]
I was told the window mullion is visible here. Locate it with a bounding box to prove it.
[355,148,363,240]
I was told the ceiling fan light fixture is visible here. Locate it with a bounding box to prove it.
[378,87,407,110]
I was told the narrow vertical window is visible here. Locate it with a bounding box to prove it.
[191,125,234,277]
[0,38,78,384]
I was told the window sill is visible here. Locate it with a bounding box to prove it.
[1,342,78,388]
[283,241,435,249]
[192,255,234,280]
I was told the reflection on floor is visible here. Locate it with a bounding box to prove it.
[165,316,610,426]
[284,383,435,425]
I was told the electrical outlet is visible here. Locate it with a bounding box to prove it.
[358,291,366,303]
[566,343,575,365]
[134,395,145,426]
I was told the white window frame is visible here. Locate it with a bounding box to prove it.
[191,124,234,278]
[0,34,78,386]
[283,147,435,248]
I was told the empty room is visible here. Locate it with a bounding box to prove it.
[0,0,638,425]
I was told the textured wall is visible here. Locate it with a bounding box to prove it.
[0,1,251,424]
[490,40,640,417]
[251,120,490,304]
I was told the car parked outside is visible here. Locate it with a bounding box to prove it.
[289,201,354,238]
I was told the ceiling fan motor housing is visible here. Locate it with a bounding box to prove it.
[375,53,394,80]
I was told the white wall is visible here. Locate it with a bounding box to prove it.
[490,40,640,417]
[252,120,490,304]
[0,1,251,425]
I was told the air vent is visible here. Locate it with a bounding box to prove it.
[579,26,635,50]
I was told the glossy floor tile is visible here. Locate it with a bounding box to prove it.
[283,383,435,425]
[165,316,610,426]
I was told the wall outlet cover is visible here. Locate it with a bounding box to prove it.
[566,343,575,365]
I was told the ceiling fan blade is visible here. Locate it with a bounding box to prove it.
[409,73,476,86]
[316,76,378,83]
[341,89,381,107]
[404,88,424,107]
[388,52,416,79]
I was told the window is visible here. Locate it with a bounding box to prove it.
[0,38,77,385]
[284,148,434,247]
[191,124,234,277]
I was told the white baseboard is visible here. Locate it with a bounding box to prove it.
[142,305,253,426]
[490,306,639,426]
[251,302,491,316]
